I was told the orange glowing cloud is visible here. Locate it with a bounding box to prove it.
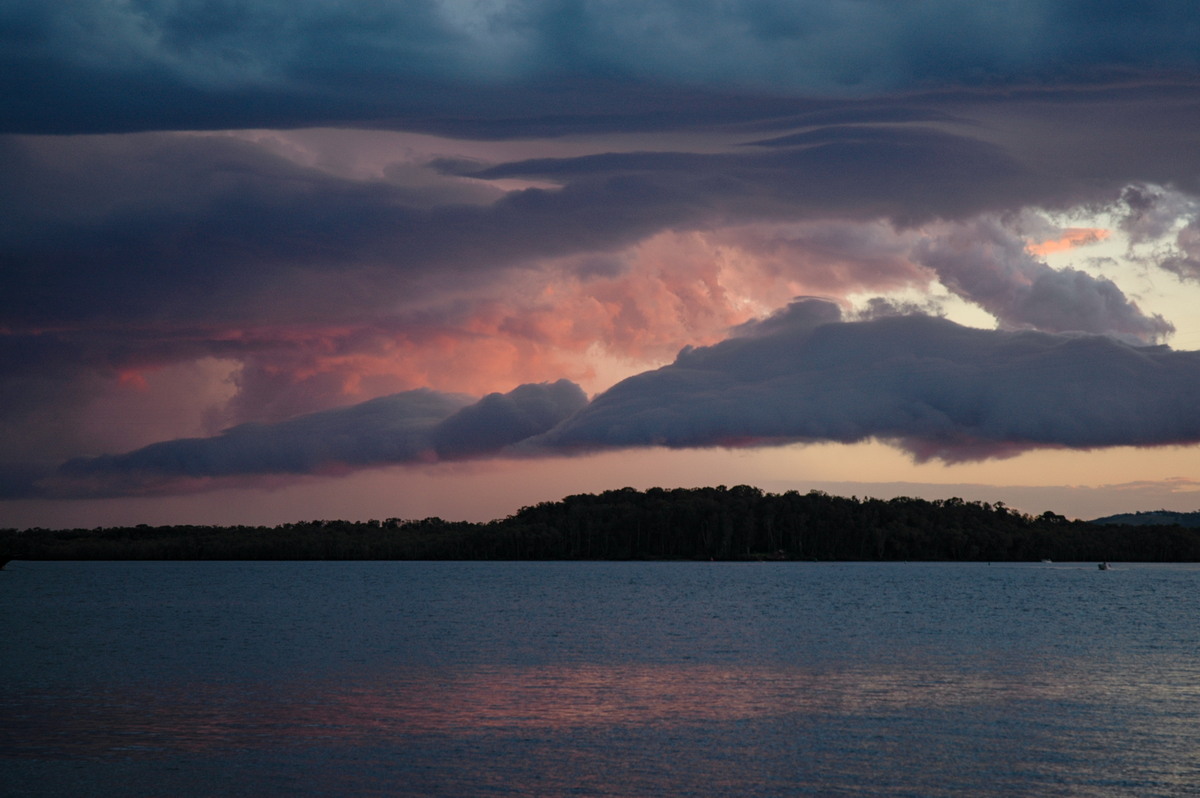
[1026,228,1110,256]
[205,223,934,428]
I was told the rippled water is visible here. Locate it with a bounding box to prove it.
[3,561,1199,796]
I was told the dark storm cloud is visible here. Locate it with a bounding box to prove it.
[0,123,1031,332]
[0,133,401,325]
[51,380,587,496]
[0,132,697,328]
[537,300,1200,461]
[5,78,1198,334]
[4,1,1200,136]
[452,125,1033,223]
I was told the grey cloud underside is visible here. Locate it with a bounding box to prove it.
[46,305,1200,496]
[4,1,1200,135]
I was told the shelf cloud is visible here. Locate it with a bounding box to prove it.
[537,300,1200,461]
[39,301,1200,497]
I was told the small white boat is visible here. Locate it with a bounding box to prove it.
[1098,562,1112,570]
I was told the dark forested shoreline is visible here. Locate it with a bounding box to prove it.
[4,486,1200,563]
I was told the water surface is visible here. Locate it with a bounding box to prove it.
[3,561,1198,796]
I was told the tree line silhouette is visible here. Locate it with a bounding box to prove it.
[4,486,1200,562]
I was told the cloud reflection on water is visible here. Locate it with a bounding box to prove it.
[5,657,1192,757]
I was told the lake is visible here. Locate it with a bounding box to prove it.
[3,561,1199,796]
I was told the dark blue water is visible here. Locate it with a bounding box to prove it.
[3,561,1199,796]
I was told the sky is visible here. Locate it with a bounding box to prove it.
[3,0,1200,528]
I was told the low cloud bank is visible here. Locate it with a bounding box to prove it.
[37,300,1200,497]
[540,300,1200,460]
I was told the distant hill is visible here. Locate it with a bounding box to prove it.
[1090,510,1200,528]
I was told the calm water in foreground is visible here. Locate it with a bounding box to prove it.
[2,560,1199,796]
